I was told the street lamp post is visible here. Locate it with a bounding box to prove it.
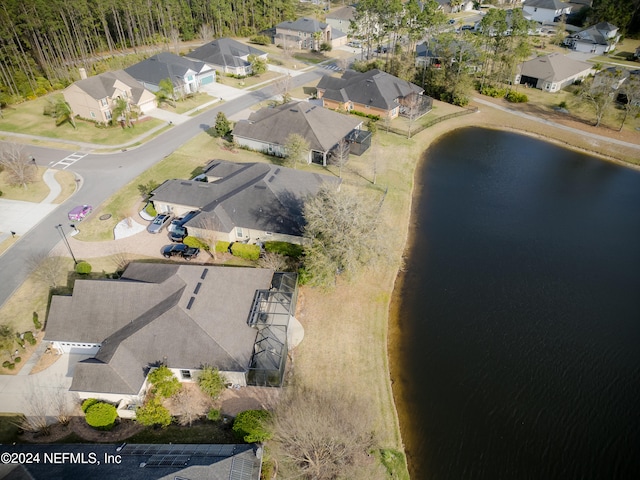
[55,224,78,265]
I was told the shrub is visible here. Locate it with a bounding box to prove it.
[138,180,160,200]
[82,398,100,413]
[231,243,260,260]
[2,361,11,368]
[148,366,181,398]
[144,202,157,217]
[14,357,21,363]
[479,85,507,98]
[232,410,272,443]
[15,337,25,349]
[350,110,380,121]
[215,241,231,253]
[85,402,118,430]
[207,408,221,421]
[505,91,528,103]
[558,101,567,109]
[76,261,92,275]
[197,366,226,399]
[24,331,36,345]
[183,235,210,251]
[319,42,332,52]
[33,312,42,330]
[7,363,15,370]
[136,397,172,427]
[264,241,304,258]
[250,34,270,46]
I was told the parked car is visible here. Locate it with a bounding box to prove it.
[68,205,93,221]
[161,244,200,260]
[461,25,474,31]
[168,210,199,233]
[147,213,173,234]
[168,226,188,243]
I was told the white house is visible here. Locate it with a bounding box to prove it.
[564,22,621,54]
[523,0,572,23]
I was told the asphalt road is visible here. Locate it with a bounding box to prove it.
[0,69,325,309]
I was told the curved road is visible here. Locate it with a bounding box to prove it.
[0,69,325,309]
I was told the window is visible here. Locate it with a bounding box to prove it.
[180,370,192,380]
[90,111,96,119]
[105,110,112,120]
[236,227,243,238]
[187,75,193,81]
[100,98,108,107]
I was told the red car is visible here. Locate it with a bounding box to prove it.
[68,205,93,221]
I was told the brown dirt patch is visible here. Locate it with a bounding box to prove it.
[19,416,144,444]
[29,345,61,375]
[217,386,280,417]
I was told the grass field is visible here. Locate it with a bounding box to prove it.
[0,167,75,203]
[0,94,163,145]
[158,92,218,114]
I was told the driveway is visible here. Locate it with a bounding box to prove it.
[0,353,91,416]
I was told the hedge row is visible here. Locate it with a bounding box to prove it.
[264,241,304,258]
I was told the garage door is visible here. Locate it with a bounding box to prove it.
[200,74,215,85]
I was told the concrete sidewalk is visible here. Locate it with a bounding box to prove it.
[0,168,68,241]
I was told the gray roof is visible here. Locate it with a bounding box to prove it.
[276,17,329,33]
[0,444,261,480]
[569,22,619,46]
[317,69,424,111]
[524,0,570,8]
[125,52,207,88]
[45,264,275,394]
[232,101,362,154]
[70,70,148,102]
[326,5,356,21]
[187,38,267,70]
[519,53,592,82]
[150,159,341,237]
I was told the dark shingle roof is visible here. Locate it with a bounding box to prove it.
[0,444,261,480]
[233,101,362,153]
[326,5,356,21]
[187,38,266,69]
[276,17,329,33]
[519,53,592,82]
[570,22,619,46]
[46,264,275,395]
[125,52,206,88]
[150,159,341,237]
[317,69,424,111]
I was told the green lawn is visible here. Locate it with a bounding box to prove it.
[159,92,217,114]
[216,71,281,89]
[0,94,163,145]
[0,167,51,202]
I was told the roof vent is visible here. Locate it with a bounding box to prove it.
[181,181,191,186]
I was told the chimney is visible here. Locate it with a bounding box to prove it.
[79,67,87,80]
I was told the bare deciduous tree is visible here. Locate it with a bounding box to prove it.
[171,387,207,426]
[399,92,422,138]
[199,23,213,43]
[258,251,288,271]
[619,73,640,131]
[303,185,384,286]
[110,249,131,274]
[579,68,625,127]
[273,74,292,104]
[27,252,69,288]
[268,385,384,479]
[330,138,351,178]
[0,142,36,188]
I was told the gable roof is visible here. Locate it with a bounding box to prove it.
[276,17,329,33]
[317,69,424,111]
[187,38,267,69]
[233,101,362,153]
[69,70,148,102]
[569,22,619,46]
[150,159,341,236]
[45,264,276,394]
[524,0,570,8]
[326,5,356,21]
[125,52,207,87]
[519,53,592,82]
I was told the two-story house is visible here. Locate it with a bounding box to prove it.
[564,22,621,54]
[275,17,348,50]
[62,70,156,124]
[523,0,572,23]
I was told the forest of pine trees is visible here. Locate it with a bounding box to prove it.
[0,0,297,103]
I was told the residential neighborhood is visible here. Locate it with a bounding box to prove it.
[0,0,639,478]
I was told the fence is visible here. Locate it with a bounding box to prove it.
[386,106,479,138]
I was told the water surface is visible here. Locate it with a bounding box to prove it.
[391,128,640,479]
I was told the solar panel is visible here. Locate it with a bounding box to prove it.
[229,457,257,480]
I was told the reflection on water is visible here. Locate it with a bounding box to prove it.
[390,128,640,480]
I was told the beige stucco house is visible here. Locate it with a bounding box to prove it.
[63,70,156,124]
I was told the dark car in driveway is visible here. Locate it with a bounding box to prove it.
[168,226,187,243]
[147,213,173,234]
[161,244,200,260]
[168,210,199,233]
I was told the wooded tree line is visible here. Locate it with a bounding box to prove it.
[0,0,296,102]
